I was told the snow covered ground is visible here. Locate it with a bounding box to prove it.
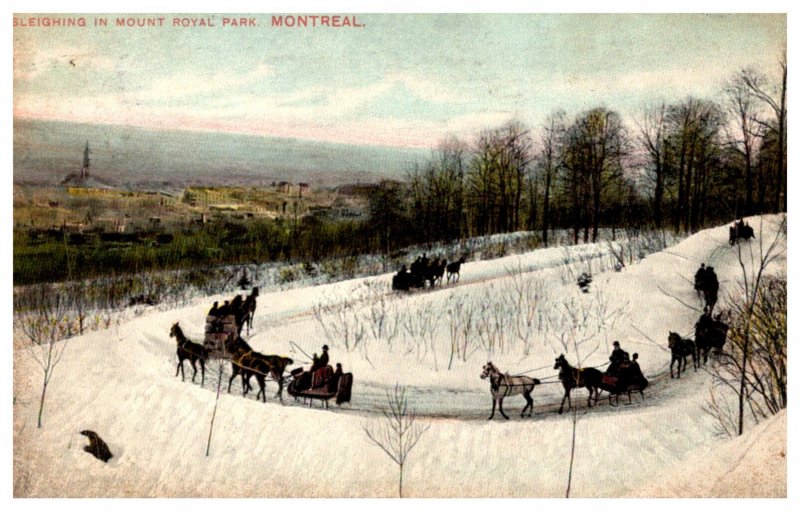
[12,216,787,499]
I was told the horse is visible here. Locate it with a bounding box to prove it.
[553,354,602,414]
[238,287,259,336]
[261,355,295,401]
[169,322,207,386]
[227,338,273,403]
[227,337,253,395]
[695,314,729,365]
[242,350,272,402]
[668,331,697,378]
[480,362,541,419]
[446,256,466,284]
[428,258,447,287]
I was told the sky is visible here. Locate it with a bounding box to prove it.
[11,12,788,149]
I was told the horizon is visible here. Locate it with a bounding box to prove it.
[13,13,786,150]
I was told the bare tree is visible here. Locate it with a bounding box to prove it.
[18,286,69,429]
[363,385,430,497]
[706,217,786,436]
[537,111,565,245]
[635,102,670,228]
[725,75,763,216]
[738,56,787,212]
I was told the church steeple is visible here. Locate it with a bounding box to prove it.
[81,141,90,179]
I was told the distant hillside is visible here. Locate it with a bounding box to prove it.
[13,119,428,189]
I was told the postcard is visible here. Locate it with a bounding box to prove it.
[11,11,788,499]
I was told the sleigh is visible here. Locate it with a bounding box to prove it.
[598,364,649,405]
[203,314,238,358]
[287,364,353,408]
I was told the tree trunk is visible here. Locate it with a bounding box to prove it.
[399,462,404,498]
[37,375,49,429]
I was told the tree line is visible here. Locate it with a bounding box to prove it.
[370,57,786,251]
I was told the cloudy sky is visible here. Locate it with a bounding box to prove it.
[13,13,786,148]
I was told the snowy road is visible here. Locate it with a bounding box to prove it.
[191,359,702,423]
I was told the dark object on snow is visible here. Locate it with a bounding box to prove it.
[668,331,697,379]
[80,430,113,463]
[695,312,729,365]
[288,362,353,409]
[577,272,592,293]
[729,219,755,246]
[170,322,207,386]
[553,354,603,414]
[392,255,461,291]
[446,256,466,284]
[596,355,649,405]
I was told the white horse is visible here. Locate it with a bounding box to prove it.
[480,362,541,419]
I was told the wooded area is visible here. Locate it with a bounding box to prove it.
[373,56,787,250]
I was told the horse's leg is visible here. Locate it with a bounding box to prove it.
[242,371,250,396]
[522,390,533,417]
[200,359,205,387]
[190,359,198,383]
[670,358,674,379]
[258,377,266,403]
[558,389,569,415]
[498,397,509,420]
[227,367,237,393]
[175,359,182,379]
[489,396,497,420]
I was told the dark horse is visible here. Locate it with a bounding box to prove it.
[428,258,448,287]
[480,362,541,419]
[695,313,729,365]
[261,354,295,401]
[169,322,207,386]
[227,337,272,402]
[668,331,697,378]
[237,287,259,336]
[446,256,466,284]
[553,354,602,414]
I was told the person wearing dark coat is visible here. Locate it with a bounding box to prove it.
[328,363,344,393]
[607,341,630,375]
[629,353,642,377]
[704,266,719,309]
[208,301,219,317]
[694,263,707,292]
[218,300,231,317]
[310,345,330,373]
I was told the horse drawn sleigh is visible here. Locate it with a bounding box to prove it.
[729,219,755,245]
[392,255,465,291]
[287,362,353,408]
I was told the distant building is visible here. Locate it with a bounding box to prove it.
[298,182,310,197]
[81,141,90,179]
[276,181,292,194]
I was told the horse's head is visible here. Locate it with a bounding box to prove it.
[554,354,566,370]
[480,362,496,380]
[169,322,180,338]
[668,332,679,348]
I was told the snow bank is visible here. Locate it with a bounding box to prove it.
[13,216,787,497]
